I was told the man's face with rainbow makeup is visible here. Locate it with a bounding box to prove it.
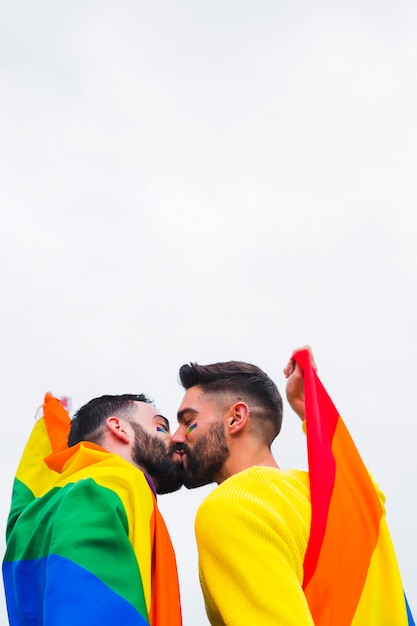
[127,402,184,494]
[172,386,230,488]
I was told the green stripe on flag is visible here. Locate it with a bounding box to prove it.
[5,478,149,618]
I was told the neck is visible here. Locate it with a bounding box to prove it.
[216,442,279,484]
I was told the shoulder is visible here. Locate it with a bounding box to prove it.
[50,449,157,525]
[196,467,311,537]
[56,447,154,497]
[195,467,312,580]
[200,467,310,506]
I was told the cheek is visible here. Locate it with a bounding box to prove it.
[190,431,212,454]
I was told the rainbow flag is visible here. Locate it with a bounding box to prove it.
[294,350,414,626]
[3,394,182,626]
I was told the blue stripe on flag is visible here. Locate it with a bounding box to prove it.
[3,554,149,626]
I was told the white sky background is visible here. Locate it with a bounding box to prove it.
[1,1,416,623]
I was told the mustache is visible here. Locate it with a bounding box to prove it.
[173,441,190,453]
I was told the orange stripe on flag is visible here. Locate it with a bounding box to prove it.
[43,393,71,452]
[304,418,382,624]
[294,349,412,626]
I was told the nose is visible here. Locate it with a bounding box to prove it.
[171,425,187,444]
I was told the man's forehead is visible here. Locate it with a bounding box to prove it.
[178,386,225,417]
[130,402,170,427]
[180,386,209,406]
[179,385,245,417]
[132,401,160,418]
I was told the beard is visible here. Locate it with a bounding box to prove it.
[182,422,229,489]
[131,423,183,495]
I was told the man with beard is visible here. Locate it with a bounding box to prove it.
[3,393,183,626]
[172,355,314,625]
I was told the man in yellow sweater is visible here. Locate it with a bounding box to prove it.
[172,349,315,625]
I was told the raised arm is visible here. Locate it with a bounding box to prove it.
[283,345,317,422]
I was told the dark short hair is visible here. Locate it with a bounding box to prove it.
[178,361,283,441]
[68,393,152,447]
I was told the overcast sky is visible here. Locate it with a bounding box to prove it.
[1,1,416,623]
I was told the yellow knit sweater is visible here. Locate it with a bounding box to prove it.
[195,466,314,625]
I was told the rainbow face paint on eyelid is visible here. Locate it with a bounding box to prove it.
[156,425,168,434]
[185,423,197,438]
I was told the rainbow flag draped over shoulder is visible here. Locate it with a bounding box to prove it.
[3,394,182,626]
[294,350,414,626]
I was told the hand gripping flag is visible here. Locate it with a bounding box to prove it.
[294,350,415,626]
[3,394,182,626]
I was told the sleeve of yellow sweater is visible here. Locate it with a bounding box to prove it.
[195,469,314,626]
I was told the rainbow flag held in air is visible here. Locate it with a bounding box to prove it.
[3,393,182,626]
[294,350,415,626]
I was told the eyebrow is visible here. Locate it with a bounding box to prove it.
[177,408,198,424]
[152,414,170,430]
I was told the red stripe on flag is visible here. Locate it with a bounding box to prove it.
[294,350,384,625]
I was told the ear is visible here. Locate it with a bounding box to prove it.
[106,416,130,444]
[225,402,250,435]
